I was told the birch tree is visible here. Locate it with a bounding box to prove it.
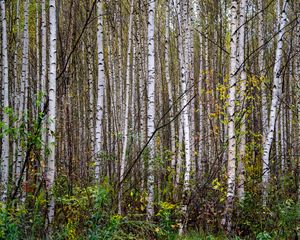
[221,0,238,233]
[165,0,176,172]
[262,0,288,206]
[95,0,105,181]
[146,0,156,219]
[259,0,268,140]
[177,0,192,234]
[1,0,9,202]
[237,0,247,201]
[197,15,204,179]
[118,0,134,215]
[47,0,57,226]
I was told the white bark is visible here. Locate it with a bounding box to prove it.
[138,18,146,191]
[94,0,105,181]
[87,38,95,166]
[280,106,286,174]
[258,0,268,140]
[1,0,9,202]
[181,5,191,204]
[237,0,247,202]
[188,3,195,174]
[222,0,238,233]
[118,0,134,215]
[108,32,116,161]
[146,0,156,219]
[175,117,183,190]
[47,0,57,226]
[198,24,204,179]
[275,115,280,175]
[131,37,136,132]
[262,0,288,206]
[178,1,191,234]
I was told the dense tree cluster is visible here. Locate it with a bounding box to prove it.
[0,0,299,238]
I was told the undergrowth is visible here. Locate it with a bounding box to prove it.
[0,179,298,239]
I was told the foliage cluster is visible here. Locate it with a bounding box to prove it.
[0,180,298,239]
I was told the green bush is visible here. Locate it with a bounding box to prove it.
[237,192,299,239]
[0,203,26,240]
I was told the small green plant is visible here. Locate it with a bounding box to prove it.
[256,231,272,240]
[156,201,179,239]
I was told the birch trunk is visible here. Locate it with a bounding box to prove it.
[258,0,268,140]
[178,1,192,234]
[1,0,9,202]
[175,118,183,190]
[280,106,286,175]
[138,19,146,191]
[118,0,134,215]
[87,38,95,170]
[95,0,105,181]
[204,20,212,168]
[237,0,247,202]
[262,0,288,206]
[146,0,156,219]
[198,24,204,179]
[221,0,238,233]
[47,0,57,227]
[275,114,280,178]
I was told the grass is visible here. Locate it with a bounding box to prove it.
[176,231,230,240]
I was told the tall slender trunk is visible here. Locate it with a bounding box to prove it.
[47,0,57,227]
[221,0,238,233]
[146,0,156,219]
[1,0,9,202]
[280,106,286,175]
[262,0,288,206]
[204,18,212,168]
[178,1,191,234]
[258,0,267,141]
[237,0,247,202]
[16,0,29,197]
[95,0,105,181]
[138,14,146,191]
[41,0,47,160]
[12,0,20,184]
[198,22,204,179]
[165,0,176,172]
[118,0,134,215]
[87,34,95,162]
